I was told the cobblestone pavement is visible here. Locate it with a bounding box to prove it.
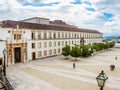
[7,48,120,90]
[7,64,59,90]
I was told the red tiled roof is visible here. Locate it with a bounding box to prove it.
[49,20,78,28]
[50,20,67,25]
[1,20,102,34]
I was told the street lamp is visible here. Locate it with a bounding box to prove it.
[96,70,108,90]
[3,49,7,76]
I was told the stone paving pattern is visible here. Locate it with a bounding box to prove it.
[7,47,120,90]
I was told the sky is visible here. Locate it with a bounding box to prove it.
[0,0,120,37]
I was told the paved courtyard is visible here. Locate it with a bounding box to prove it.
[7,48,120,90]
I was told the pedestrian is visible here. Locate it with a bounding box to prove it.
[115,56,117,60]
[73,62,76,69]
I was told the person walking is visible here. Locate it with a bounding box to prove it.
[73,62,76,69]
[115,56,117,60]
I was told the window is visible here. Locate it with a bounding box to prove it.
[69,33,71,38]
[58,32,60,38]
[62,41,64,46]
[49,32,52,39]
[77,34,79,38]
[75,34,76,38]
[44,50,47,56]
[72,41,74,44]
[58,49,60,53]
[62,33,64,38]
[72,33,73,38]
[49,50,52,55]
[38,51,42,57]
[14,34,16,40]
[44,42,47,48]
[58,41,60,46]
[32,43,35,48]
[38,32,41,39]
[69,41,71,45]
[54,42,56,47]
[38,42,41,48]
[49,42,52,47]
[14,34,21,40]
[54,49,56,54]
[65,41,67,45]
[43,32,47,39]
[65,33,67,38]
[18,34,21,39]
[32,32,35,39]
[53,33,56,39]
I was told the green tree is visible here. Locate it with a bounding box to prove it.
[62,45,71,59]
[109,42,115,48]
[70,45,81,60]
[92,43,104,51]
[80,45,91,57]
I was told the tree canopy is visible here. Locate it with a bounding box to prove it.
[62,42,115,60]
[70,45,81,60]
[62,45,71,58]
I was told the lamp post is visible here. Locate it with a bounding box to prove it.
[3,49,7,76]
[96,70,108,90]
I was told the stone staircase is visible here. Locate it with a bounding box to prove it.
[0,73,14,90]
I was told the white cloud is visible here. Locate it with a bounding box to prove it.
[16,0,75,4]
[0,0,120,37]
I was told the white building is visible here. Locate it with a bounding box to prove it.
[0,17,103,65]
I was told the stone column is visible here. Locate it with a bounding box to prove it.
[12,47,15,64]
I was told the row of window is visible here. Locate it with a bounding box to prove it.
[37,49,61,57]
[31,31,102,40]
[32,40,81,49]
[32,39,101,49]
[14,34,21,40]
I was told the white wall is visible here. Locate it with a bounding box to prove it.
[22,18,49,25]
[22,18,37,24]
[23,29,31,40]
[27,40,32,61]
[0,28,11,40]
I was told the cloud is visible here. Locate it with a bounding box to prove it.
[16,0,75,4]
[0,0,120,37]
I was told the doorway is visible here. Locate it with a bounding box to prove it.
[32,52,36,60]
[14,47,21,63]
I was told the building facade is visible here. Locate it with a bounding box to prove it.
[0,17,103,65]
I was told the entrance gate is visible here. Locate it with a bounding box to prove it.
[14,47,21,63]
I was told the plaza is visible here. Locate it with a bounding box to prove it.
[7,47,120,90]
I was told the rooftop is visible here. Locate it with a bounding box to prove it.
[1,20,102,34]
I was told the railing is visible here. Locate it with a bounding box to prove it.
[0,72,14,90]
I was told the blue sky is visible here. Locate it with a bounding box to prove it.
[0,0,120,37]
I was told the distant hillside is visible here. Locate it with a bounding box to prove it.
[104,36,120,40]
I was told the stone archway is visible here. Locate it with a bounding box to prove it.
[7,43,27,65]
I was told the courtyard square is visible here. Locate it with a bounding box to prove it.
[7,48,120,90]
